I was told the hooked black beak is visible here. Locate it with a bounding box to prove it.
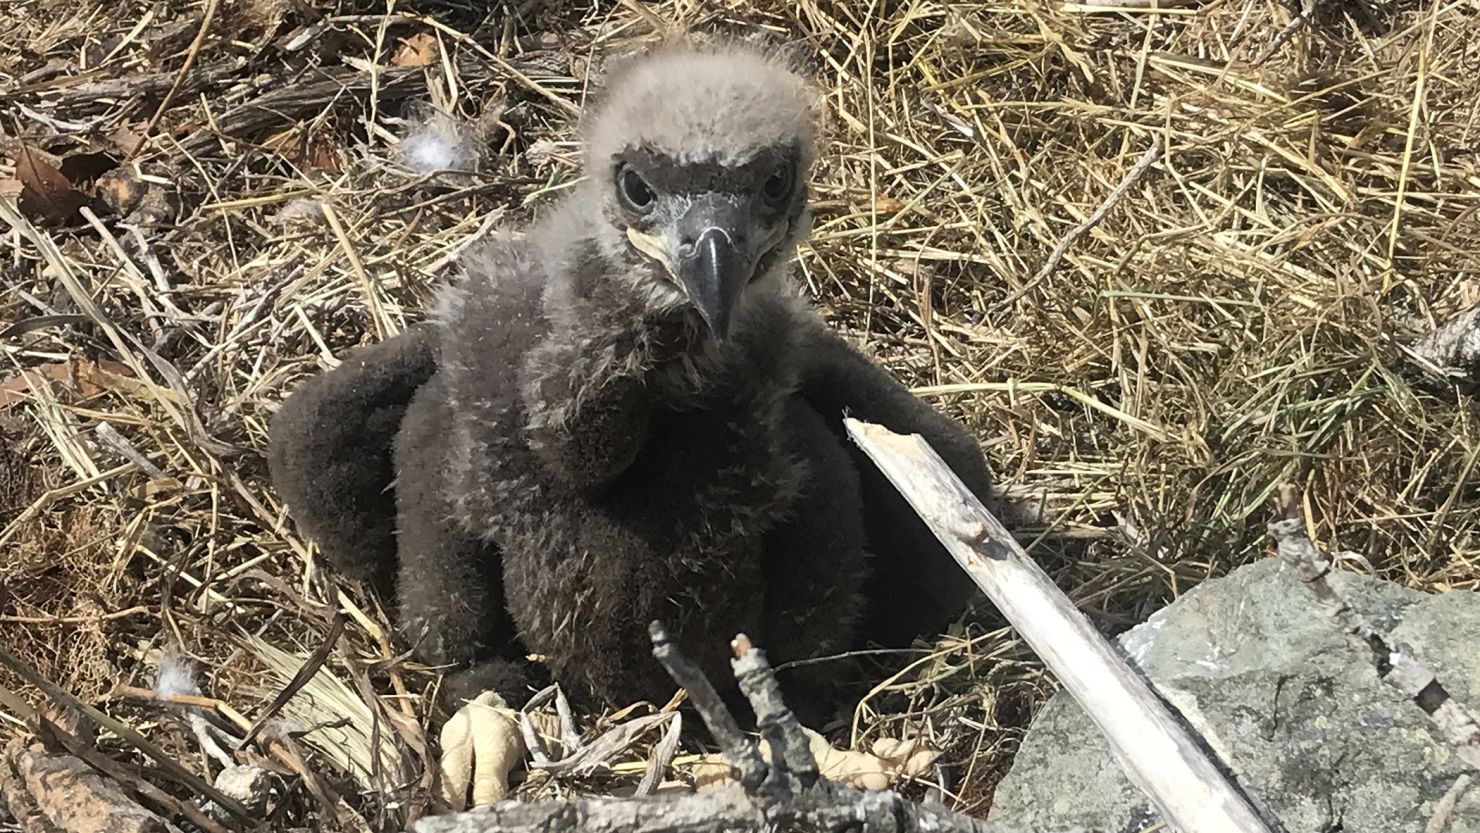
[675,196,753,339]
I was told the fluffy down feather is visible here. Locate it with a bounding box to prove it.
[267,41,995,718]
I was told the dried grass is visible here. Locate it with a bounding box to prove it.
[3,0,1480,824]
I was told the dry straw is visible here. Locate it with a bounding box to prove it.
[2,0,1479,822]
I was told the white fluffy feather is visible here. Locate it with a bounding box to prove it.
[155,651,200,699]
[401,112,480,174]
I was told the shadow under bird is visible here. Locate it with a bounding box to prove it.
[268,42,996,719]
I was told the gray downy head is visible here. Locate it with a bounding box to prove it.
[580,42,819,340]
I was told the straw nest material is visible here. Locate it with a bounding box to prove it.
[3,0,1479,826]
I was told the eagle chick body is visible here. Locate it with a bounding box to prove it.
[268,42,992,714]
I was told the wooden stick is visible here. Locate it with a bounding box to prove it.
[843,418,1275,833]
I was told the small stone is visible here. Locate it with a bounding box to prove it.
[213,765,274,816]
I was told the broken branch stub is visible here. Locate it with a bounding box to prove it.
[647,621,767,791]
[843,418,1275,833]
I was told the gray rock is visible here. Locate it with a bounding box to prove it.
[987,558,1480,833]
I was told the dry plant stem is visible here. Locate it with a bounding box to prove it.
[843,418,1275,833]
[1268,488,1480,770]
[997,135,1162,308]
[1252,0,1317,67]
[237,611,346,750]
[1410,303,1480,380]
[136,0,221,154]
[554,685,582,752]
[94,421,168,479]
[111,684,242,723]
[0,605,150,625]
[0,199,234,456]
[634,711,682,797]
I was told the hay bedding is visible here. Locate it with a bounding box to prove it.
[1,0,1478,826]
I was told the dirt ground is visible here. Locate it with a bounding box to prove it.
[3,0,1480,828]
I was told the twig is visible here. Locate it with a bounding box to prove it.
[996,135,1163,309]
[1425,774,1474,833]
[531,713,668,777]
[554,685,582,754]
[321,201,392,340]
[1252,3,1313,68]
[1268,485,1480,770]
[0,605,150,625]
[634,711,682,797]
[177,67,425,153]
[111,684,254,733]
[731,634,818,793]
[94,422,169,480]
[0,199,236,456]
[517,713,553,767]
[843,418,1275,833]
[135,0,221,157]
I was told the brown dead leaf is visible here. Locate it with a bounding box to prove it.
[393,32,439,68]
[849,190,908,214]
[0,359,137,408]
[261,127,342,172]
[0,180,22,200]
[109,124,146,157]
[14,144,87,225]
[873,195,908,213]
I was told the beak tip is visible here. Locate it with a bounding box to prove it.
[678,228,745,341]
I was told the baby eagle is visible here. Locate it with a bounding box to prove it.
[269,43,994,714]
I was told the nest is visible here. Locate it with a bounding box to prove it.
[2,0,1478,827]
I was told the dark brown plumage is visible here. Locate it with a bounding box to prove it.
[268,41,994,718]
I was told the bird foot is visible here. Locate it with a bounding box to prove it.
[437,691,525,811]
[760,727,942,791]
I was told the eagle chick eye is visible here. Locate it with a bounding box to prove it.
[617,164,656,213]
[762,161,794,206]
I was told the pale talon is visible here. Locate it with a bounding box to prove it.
[759,727,941,791]
[438,691,525,810]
